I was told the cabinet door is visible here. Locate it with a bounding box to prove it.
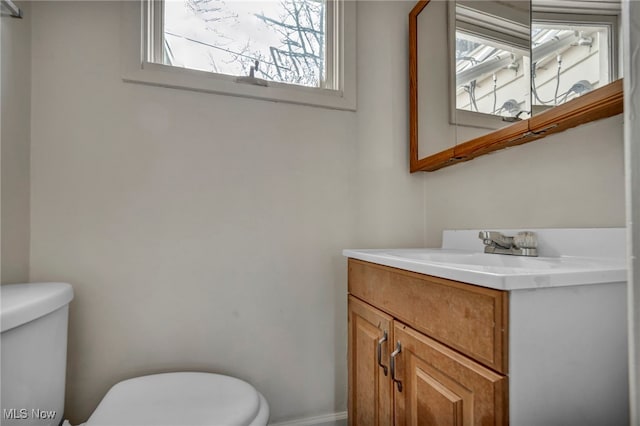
[393,323,507,426]
[348,296,394,426]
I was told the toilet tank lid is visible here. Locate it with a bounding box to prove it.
[1,283,74,332]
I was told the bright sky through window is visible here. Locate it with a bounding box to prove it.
[163,0,326,88]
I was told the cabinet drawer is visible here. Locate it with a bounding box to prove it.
[348,259,508,373]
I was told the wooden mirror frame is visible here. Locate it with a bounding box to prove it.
[409,0,624,173]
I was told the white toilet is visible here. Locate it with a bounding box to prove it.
[0,283,269,426]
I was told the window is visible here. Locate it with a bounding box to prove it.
[531,20,617,111]
[450,1,532,128]
[448,0,620,128]
[531,0,620,111]
[121,0,355,110]
[159,0,331,89]
[455,32,531,119]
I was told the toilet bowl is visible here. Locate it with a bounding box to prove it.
[86,372,269,426]
[1,283,269,426]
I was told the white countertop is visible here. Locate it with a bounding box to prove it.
[343,228,627,291]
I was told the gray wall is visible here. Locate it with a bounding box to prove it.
[422,114,625,247]
[1,1,31,284]
[28,1,423,423]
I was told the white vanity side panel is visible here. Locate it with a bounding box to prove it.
[509,283,629,426]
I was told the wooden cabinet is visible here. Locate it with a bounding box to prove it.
[393,324,506,426]
[348,259,508,373]
[348,259,508,425]
[348,296,394,425]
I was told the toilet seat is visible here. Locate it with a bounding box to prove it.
[85,372,269,426]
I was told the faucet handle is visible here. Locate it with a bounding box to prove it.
[478,231,491,240]
[478,231,513,248]
[478,231,503,243]
[514,231,537,249]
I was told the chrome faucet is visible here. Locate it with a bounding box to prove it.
[479,231,538,257]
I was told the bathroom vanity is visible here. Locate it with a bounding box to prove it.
[344,229,628,425]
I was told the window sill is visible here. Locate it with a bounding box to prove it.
[122,62,356,111]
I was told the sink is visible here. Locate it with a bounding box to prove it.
[385,249,551,268]
[342,247,626,290]
[382,249,609,270]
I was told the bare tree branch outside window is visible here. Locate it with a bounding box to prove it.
[163,0,326,88]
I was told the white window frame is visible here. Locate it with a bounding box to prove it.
[120,0,356,111]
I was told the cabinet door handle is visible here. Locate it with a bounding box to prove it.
[390,341,403,392]
[377,331,388,376]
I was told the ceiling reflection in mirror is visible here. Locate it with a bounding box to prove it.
[455,1,531,121]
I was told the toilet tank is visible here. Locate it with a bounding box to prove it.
[1,283,74,426]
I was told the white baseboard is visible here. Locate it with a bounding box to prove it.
[269,411,348,426]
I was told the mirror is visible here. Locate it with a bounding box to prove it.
[453,1,531,126]
[409,0,624,172]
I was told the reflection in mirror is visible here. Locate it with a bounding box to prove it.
[409,0,623,172]
[455,1,531,121]
[415,0,458,159]
[531,1,621,112]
